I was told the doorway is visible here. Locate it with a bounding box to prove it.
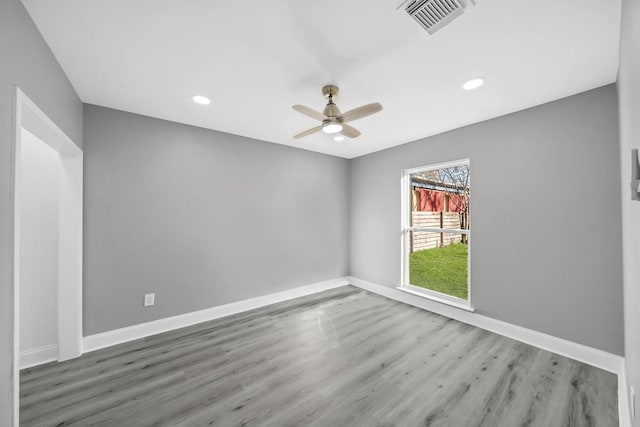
[12,88,83,423]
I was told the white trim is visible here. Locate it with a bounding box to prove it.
[18,90,80,155]
[20,345,58,370]
[401,158,472,308]
[11,85,20,427]
[398,285,475,312]
[83,277,350,353]
[349,276,624,375]
[57,150,83,361]
[12,88,83,427]
[400,169,410,288]
[405,227,469,235]
[619,360,633,427]
[14,88,83,364]
[404,158,471,175]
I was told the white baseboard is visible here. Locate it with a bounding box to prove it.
[348,276,623,374]
[76,274,633,425]
[348,276,632,425]
[83,277,350,353]
[20,344,58,369]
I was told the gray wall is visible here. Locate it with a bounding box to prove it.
[83,105,349,335]
[0,73,15,427]
[0,1,83,146]
[349,85,624,355]
[618,0,640,424]
[0,0,83,424]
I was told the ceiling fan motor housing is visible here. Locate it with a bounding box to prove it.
[323,102,342,119]
[322,85,342,118]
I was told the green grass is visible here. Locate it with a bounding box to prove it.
[409,243,468,300]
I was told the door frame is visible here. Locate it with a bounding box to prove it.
[12,87,83,425]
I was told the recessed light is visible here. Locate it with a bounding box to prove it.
[333,135,345,142]
[192,95,211,105]
[462,77,485,91]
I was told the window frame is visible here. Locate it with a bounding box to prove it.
[399,158,474,312]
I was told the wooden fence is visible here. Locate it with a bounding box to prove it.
[410,211,466,252]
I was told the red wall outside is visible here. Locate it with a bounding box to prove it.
[414,188,464,213]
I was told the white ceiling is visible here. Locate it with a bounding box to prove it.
[22,0,620,159]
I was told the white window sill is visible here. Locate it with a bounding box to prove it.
[396,285,476,313]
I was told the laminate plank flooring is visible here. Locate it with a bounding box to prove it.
[20,286,619,426]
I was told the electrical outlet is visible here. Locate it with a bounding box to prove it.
[144,293,155,307]
[632,386,636,420]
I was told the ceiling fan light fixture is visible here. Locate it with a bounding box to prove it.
[292,85,382,139]
[322,122,343,134]
[462,77,485,91]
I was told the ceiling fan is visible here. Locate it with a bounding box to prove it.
[292,85,383,139]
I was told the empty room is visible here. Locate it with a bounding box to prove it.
[1,0,639,426]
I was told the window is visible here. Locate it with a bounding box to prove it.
[400,159,471,310]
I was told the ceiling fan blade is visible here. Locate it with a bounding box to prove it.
[340,124,361,138]
[340,102,383,123]
[293,125,323,139]
[292,105,326,121]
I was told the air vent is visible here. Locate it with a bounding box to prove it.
[405,0,467,35]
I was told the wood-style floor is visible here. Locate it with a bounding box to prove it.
[20,286,619,426]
